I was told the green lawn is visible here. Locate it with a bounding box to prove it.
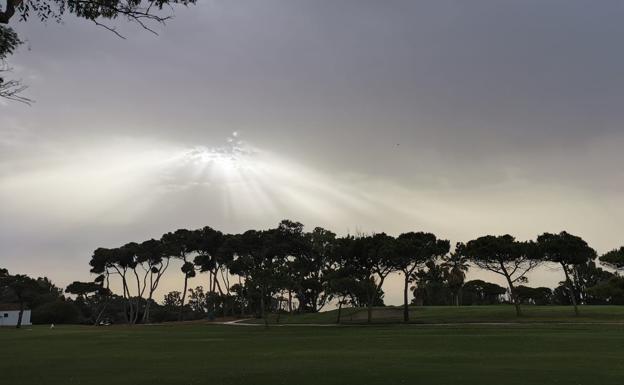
[2,322,624,384]
[253,305,624,324]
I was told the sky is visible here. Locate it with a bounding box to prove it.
[1,0,624,305]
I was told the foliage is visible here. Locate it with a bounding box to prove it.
[461,280,507,305]
[0,268,67,326]
[515,286,553,305]
[600,247,624,271]
[537,231,596,314]
[587,276,624,305]
[31,299,80,324]
[462,235,540,315]
[411,260,452,306]
[395,232,450,319]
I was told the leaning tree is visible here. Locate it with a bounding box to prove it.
[536,231,596,316]
[463,235,540,316]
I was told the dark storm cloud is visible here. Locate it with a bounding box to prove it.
[2,0,624,302]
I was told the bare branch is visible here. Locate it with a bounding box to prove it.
[92,19,127,39]
[0,66,31,104]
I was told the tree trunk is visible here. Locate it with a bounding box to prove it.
[368,275,386,324]
[179,274,189,321]
[403,273,410,323]
[124,281,133,325]
[288,290,293,314]
[501,267,521,316]
[562,263,579,316]
[246,282,252,318]
[260,285,268,327]
[143,301,151,324]
[336,299,343,324]
[94,301,109,326]
[16,300,24,329]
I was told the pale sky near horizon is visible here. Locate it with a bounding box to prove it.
[1,0,624,305]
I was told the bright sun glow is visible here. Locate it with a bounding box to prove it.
[0,132,420,230]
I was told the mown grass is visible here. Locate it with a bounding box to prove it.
[252,305,624,324]
[1,322,624,385]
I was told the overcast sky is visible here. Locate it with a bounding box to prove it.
[2,0,624,305]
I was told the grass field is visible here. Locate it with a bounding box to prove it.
[2,312,624,385]
[252,305,624,324]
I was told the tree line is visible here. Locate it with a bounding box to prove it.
[75,220,624,325]
[3,220,624,327]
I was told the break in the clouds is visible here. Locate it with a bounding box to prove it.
[1,0,624,304]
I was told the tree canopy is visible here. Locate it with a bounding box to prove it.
[462,235,540,316]
[536,231,596,315]
[600,247,624,271]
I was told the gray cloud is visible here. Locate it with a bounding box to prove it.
[2,0,624,304]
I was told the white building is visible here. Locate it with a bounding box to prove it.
[0,304,32,327]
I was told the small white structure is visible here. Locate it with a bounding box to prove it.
[0,304,32,327]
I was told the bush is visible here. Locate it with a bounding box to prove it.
[32,300,80,324]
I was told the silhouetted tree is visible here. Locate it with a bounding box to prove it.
[537,231,596,315]
[515,286,553,305]
[131,239,170,322]
[0,24,27,102]
[340,233,395,323]
[227,224,291,326]
[573,261,615,304]
[161,229,198,321]
[89,246,142,324]
[66,280,112,324]
[463,235,540,316]
[394,232,449,321]
[186,286,208,317]
[163,290,183,308]
[289,226,335,313]
[0,273,39,328]
[587,276,624,305]
[411,260,452,306]
[442,243,470,307]
[193,227,227,315]
[600,247,624,274]
[325,239,363,323]
[461,280,506,305]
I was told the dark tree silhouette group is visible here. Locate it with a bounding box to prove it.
[3,220,624,327]
[52,220,622,325]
